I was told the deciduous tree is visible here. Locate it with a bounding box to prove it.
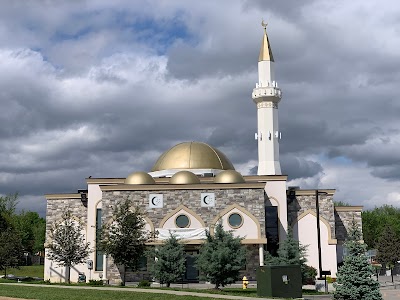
[376,225,400,282]
[0,193,18,231]
[47,210,91,283]
[362,205,400,249]
[0,228,23,277]
[196,223,246,289]
[100,199,151,285]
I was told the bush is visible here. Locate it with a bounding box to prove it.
[326,276,336,284]
[87,279,104,286]
[302,265,317,285]
[137,280,151,287]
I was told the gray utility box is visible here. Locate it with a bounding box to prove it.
[257,265,302,298]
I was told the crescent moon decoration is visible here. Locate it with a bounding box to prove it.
[203,195,209,205]
[151,196,158,206]
[261,20,268,29]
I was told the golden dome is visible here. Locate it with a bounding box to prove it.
[151,142,235,172]
[214,170,245,184]
[125,172,155,185]
[170,171,200,185]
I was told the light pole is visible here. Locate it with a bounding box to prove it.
[315,190,323,279]
[316,190,330,292]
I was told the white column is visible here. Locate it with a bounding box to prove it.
[103,254,107,281]
[259,244,264,266]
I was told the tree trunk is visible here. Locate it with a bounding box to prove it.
[4,267,6,278]
[122,265,126,286]
[67,265,71,284]
[391,267,394,283]
[166,282,170,287]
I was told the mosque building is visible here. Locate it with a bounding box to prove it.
[44,24,362,284]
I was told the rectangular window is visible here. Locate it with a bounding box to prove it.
[95,208,103,271]
[265,206,279,256]
[125,255,147,272]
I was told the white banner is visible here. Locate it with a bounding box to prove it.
[156,228,208,240]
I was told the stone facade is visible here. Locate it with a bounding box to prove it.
[100,188,265,283]
[101,188,266,235]
[334,208,363,243]
[45,197,88,244]
[288,193,336,239]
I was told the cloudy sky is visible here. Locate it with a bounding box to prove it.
[1,0,399,216]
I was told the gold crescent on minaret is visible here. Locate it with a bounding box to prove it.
[261,20,268,29]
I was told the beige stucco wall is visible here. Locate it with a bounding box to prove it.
[293,213,338,277]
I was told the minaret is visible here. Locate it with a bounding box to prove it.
[252,22,282,175]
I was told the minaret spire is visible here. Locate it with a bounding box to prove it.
[252,22,282,175]
[259,21,274,62]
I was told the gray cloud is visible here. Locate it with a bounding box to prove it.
[281,155,323,180]
[0,0,399,214]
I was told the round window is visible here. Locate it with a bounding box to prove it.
[228,213,243,228]
[175,214,190,228]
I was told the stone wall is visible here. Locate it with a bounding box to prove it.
[45,197,88,244]
[334,208,362,243]
[287,193,336,239]
[240,244,259,281]
[101,188,265,283]
[101,188,265,234]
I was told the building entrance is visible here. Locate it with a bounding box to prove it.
[184,250,199,282]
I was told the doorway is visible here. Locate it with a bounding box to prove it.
[184,250,199,282]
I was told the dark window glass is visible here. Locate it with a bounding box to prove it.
[95,251,103,271]
[228,213,243,228]
[95,208,103,271]
[265,206,279,256]
[176,214,190,228]
[138,255,147,271]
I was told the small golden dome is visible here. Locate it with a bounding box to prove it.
[170,171,200,185]
[152,141,235,172]
[125,172,155,185]
[214,170,245,184]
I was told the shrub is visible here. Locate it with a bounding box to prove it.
[303,265,317,284]
[326,276,336,284]
[88,279,104,286]
[137,280,151,287]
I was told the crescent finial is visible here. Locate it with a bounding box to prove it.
[261,20,268,29]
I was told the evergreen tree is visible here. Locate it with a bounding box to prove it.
[264,228,310,283]
[151,233,185,287]
[376,225,400,282]
[333,220,382,300]
[197,223,246,289]
[100,199,151,285]
[47,210,91,283]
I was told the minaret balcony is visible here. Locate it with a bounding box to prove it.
[252,87,282,104]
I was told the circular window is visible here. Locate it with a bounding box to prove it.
[228,213,243,228]
[175,214,190,228]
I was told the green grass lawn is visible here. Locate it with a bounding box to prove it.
[0,282,328,300]
[0,285,223,300]
[1,265,44,278]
